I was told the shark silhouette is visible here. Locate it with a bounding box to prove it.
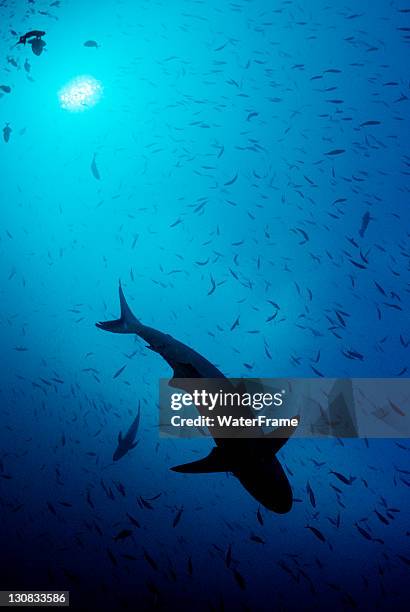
[113,402,141,461]
[96,283,296,513]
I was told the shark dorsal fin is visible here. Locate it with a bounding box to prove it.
[119,282,138,326]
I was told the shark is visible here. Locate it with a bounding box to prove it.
[96,283,297,513]
[113,402,141,461]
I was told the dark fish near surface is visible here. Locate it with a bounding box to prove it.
[30,38,46,56]
[3,123,11,143]
[91,154,101,180]
[17,30,46,45]
[96,283,298,513]
[84,40,99,48]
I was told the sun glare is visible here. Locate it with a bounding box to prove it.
[58,75,103,112]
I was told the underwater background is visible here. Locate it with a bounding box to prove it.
[1,0,409,609]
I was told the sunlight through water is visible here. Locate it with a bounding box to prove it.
[58,75,103,112]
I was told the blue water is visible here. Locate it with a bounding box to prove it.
[1,0,409,609]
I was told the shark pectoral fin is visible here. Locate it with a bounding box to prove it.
[171,447,230,473]
[264,415,299,454]
[130,441,139,449]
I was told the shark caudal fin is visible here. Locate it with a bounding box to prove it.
[96,282,141,334]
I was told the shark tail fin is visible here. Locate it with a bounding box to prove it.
[96,282,141,334]
[171,448,230,473]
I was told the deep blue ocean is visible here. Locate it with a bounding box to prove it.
[1,0,409,610]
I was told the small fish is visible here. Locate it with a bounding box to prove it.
[172,506,184,528]
[397,554,410,567]
[30,37,46,56]
[126,513,141,528]
[208,276,216,295]
[47,501,57,516]
[3,123,11,143]
[311,365,324,377]
[170,217,182,228]
[306,481,316,508]
[230,316,240,331]
[359,211,373,238]
[360,120,381,127]
[256,506,264,526]
[91,153,101,180]
[143,548,158,570]
[139,496,154,510]
[374,510,389,525]
[232,568,246,590]
[113,529,132,541]
[306,525,326,542]
[330,471,356,485]
[113,364,127,379]
[107,548,117,566]
[188,556,193,575]
[17,30,46,45]
[224,173,238,186]
[0,85,11,94]
[250,534,265,544]
[355,523,373,541]
[84,40,99,48]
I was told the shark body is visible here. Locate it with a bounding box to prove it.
[96,283,296,513]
